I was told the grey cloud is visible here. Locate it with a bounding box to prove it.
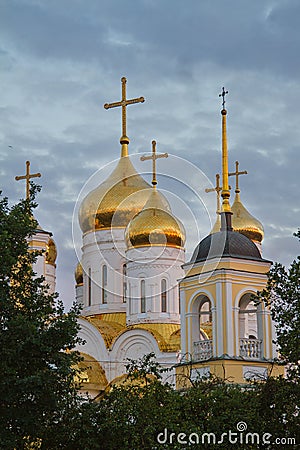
[0,0,299,310]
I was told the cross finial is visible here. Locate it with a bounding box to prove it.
[15,160,41,200]
[104,77,145,146]
[228,160,247,193]
[219,86,229,110]
[205,174,223,214]
[140,140,168,188]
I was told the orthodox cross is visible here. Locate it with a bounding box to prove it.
[229,160,247,193]
[104,77,145,142]
[140,140,168,187]
[15,160,41,200]
[219,86,229,110]
[205,173,222,214]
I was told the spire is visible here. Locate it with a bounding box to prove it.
[218,87,233,231]
[15,160,41,200]
[140,140,168,188]
[219,87,231,212]
[104,77,145,157]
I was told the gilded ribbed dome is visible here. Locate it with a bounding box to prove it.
[125,189,186,248]
[231,193,264,243]
[75,261,83,285]
[79,154,152,233]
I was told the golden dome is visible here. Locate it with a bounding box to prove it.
[75,261,83,285]
[125,189,186,249]
[45,238,57,265]
[79,152,152,233]
[231,192,264,243]
[210,213,221,235]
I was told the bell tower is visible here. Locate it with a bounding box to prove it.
[176,89,283,386]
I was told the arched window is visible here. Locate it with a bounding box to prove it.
[191,295,213,344]
[239,294,258,339]
[239,293,262,359]
[141,280,146,313]
[192,295,213,361]
[102,265,107,304]
[122,264,127,303]
[161,279,167,312]
[199,297,212,340]
[88,268,92,306]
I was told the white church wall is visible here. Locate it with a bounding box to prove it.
[81,228,127,315]
[126,246,185,325]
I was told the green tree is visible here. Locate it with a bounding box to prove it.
[0,186,82,449]
[255,230,300,380]
[69,360,299,449]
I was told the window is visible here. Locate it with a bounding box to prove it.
[122,264,127,303]
[192,295,213,342]
[199,298,212,325]
[88,268,92,306]
[102,265,107,304]
[128,284,131,315]
[239,293,261,359]
[161,279,167,312]
[141,280,146,313]
[239,295,258,339]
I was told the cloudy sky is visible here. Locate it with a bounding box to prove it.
[0,0,299,309]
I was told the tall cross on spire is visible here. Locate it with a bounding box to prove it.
[140,140,168,188]
[229,160,247,193]
[219,86,229,110]
[104,77,145,145]
[205,173,222,215]
[15,160,41,200]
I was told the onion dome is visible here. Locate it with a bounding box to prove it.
[45,237,57,265]
[191,228,263,264]
[125,189,186,249]
[231,192,264,243]
[79,154,152,233]
[75,261,83,285]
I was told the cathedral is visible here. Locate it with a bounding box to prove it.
[24,78,284,398]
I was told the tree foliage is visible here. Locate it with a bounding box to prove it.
[67,354,299,450]
[0,187,82,449]
[255,230,300,380]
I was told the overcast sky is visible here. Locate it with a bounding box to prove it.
[0,0,299,309]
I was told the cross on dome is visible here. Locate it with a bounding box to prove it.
[140,140,168,188]
[15,160,41,200]
[229,160,247,193]
[205,173,222,215]
[104,77,145,146]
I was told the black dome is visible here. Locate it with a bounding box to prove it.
[191,230,262,263]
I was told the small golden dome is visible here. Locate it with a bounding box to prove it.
[231,193,264,243]
[210,213,221,235]
[79,154,152,233]
[125,189,186,249]
[75,261,83,285]
[45,238,57,265]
